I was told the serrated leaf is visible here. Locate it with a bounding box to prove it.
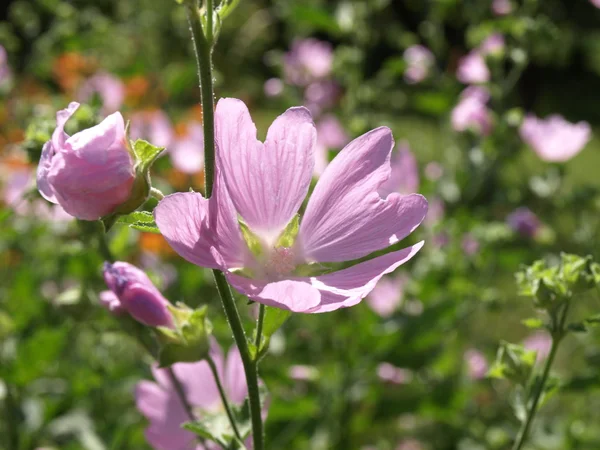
[132,139,164,172]
[129,222,160,233]
[118,211,155,225]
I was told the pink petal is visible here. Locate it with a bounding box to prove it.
[299,127,428,262]
[154,192,220,269]
[65,112,125,165]
[51,102,79,150]
[306,242,424,313]
[216,98,316,242]
[37,141,58,203]
[225,276,322,313]
[223,346,247,405]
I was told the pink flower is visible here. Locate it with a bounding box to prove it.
[77,72,125,115]
[457,51,490,84]
[461,233,479,256]
[284,38,333,86]
[424,162,443,181]
[451,87,493,135]
[378,143,420,197]
[507,207,540,238]
[523,332,551,363]
[366,274,406,317]
[102,261,173,327]
[289,365,319,381]
[155,98,428,313]
[492,0,512,15]
[425,197,445,227]
[170,123,204,174]
[264,78,284,97]
[36,102,136,220]
[480,33,505,56]
[519,114,591,162]
[130,110,174,149]
[464,349,488,380]
[313,115,349,176]
[397,439,425,450]
[136,341,250,450]
[377,362,412,384]
[0,46,11,85]
[592,0,600,8]
[304,79,341,115]
[403,45,435,84]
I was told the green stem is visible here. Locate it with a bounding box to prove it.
[213,270,264,450]
[511,303,570,450]
[150,187,165,200]
[185,2,264,448]
[167,367,196,422]
[4,384,19,450]
[186,4,216,198]
[254,304,266,355]
[207,356,244,443]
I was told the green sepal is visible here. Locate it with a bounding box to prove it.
[239,221,264,258]
[276,214,300,248]
[155,304,212,367]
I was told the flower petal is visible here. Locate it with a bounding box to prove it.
[37,141,58,203]
[51,102,79,150]
[225,275,321,313]
[224,346,247,405]
[216,98,315,242]
[65,112,125,165]
[306,242,424,313]
[154,192,219,268]
[299,127,428,262]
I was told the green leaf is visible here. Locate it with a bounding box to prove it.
[262,306,292,339]
[216,0,240,19]
[521,318,544,329]
[117,211,160,233]
[585,313,600,325]
[567,322,588,333]
[132,139,164,172]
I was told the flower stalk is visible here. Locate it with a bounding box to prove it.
[186,3,265,448]
[207,355,244,443]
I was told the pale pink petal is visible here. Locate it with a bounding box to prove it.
[51,102,79,150]
[224,346,247,405]
[171,361,221,410]
[37,141,58,203]
[154,192,219,269]
[216,98,316,242]
[305,242,424,313]
[225,276,322,313]
[366,275,405,317]
[299,127,428,262]
[65,112,125,165]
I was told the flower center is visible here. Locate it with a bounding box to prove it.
[264,246,296,278]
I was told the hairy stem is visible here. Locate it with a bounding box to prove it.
[150,187,165,200]
[207,356,244,443]
[186,4,264,448]
[254,304,266,355]
[511,302,570,450]
[167,367,196,422]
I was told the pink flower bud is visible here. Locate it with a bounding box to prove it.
[37,102,136,220]
[103,261,173,328]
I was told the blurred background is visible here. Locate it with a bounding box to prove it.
[2,0,600,449]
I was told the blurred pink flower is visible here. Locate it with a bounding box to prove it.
[284,38,333,86]
[507,207,540,238]
[519,114,591,162]
[314,115,349,176]
[424,162,443,181]
[77,72,125,115]
[0,46,11,85]
[461,233,479,256]
[464,349,488,380]
[403,45,435,84]
[264,78,284,97]
[102,261,173,327]
[367,274,406,317]
[592,0,600,7]
[378,143,420,197]
[492,0,513,15]
[457,51,490,84]
[523,332,552,363]
[289,365,319,381]
[170,123,204,174]
[130,110,174,149]
[304,79,341,115]
[424,197,445,227]
[155,98,428,313]
[37,102,135,220]
[136,341,251,450]
[451,87,493,135]
[397,439,425,450]
[481,33,505,55]
[377,362,412,384]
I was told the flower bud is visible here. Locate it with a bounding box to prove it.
[37,102,136,220]
[102,261,173,328]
